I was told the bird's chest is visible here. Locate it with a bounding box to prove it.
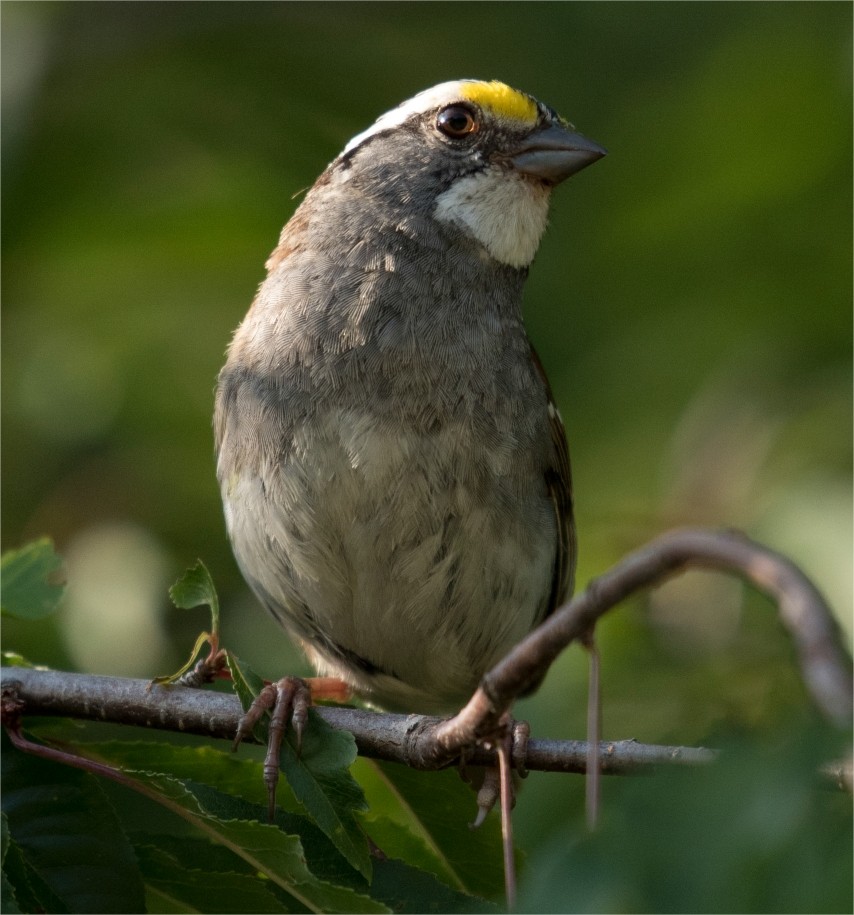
[243,264,553,539]
[286,393,543,528]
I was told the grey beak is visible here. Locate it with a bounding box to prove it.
[510,123,607,185]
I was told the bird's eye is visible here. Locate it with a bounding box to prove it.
[436,105,478,139]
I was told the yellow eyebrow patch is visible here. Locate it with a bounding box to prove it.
[460,80,538,123]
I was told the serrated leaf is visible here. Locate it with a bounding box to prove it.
[1,816,23,915]
[87,740,302,813]
[0,539,65,620]
[1,732,146,913]
[169,560,220,632]
[190,779,371,895]
[228,653,373,880]
[135,843,290,913]
[57,737,363,894]
[122,772,388,913]
[0,870,23,915]
[152,561,224,686]
[42,734,382,913]
[355,759,505,899]
[279,714,372,880]
[131,833,258,877]
[1,841,31,915]
[2,828,69,914]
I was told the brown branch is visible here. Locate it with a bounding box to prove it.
[0,666,716,774]
[426,527,852,766]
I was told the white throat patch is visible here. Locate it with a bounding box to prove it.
[434,170,551,268]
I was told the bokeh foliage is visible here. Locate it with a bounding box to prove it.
[2,3,851,911]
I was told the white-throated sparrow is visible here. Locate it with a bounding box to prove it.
[215,79,604,715]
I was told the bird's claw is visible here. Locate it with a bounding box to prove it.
[472,767,500,828]
[467,715,528,828]
[233,676,312,822]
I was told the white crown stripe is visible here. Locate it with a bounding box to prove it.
[341,80,539,156]
[342,81,474,154]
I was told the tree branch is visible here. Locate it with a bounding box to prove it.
[0,666,716,774]
[426,527,852,765]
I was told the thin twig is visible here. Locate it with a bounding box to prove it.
[496,732,516,908]
[429,527,852,764]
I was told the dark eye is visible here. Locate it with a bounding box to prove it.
[436,104,478,139]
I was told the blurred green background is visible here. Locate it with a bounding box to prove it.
[2,0,851,898]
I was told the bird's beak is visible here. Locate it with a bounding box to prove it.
[509,123,607,185]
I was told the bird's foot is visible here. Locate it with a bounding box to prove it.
[466,716,530,828]
[471,714,527,908]
[233,675,352,821]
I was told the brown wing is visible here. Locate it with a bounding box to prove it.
[531,345,577,616]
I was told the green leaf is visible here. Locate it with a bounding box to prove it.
[0,653,34,669]
[2,840,38,915]
[60,737,364,892]
[0,814,23,915]
[2,804,69,914]
[228,652,373,880]
[35,733,382,911]
[359,811,461,890]
[189,779,371,894]
[131,832,259,877]
[0,539,65,620]
[0,872,22,915]
[169,560,220,633]
[86,739,302,814]
[279,713,372,880]
[370,856,501,914]
[355,759,505,900]
[1,732,146,913]
[143,884,195,914]
[135,843,290,913]
[151,560,223,686]
[227,650,267,732]
[149,630,217,687]
[122,772,388,913]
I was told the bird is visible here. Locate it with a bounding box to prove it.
[215,79,604,724]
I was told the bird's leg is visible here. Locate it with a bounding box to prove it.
[465,714,528,908]
[233,675,352,821]
[496,727,517,910]
[469,715,530,827]
[467,715,523,909]
[306,676,354,704]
